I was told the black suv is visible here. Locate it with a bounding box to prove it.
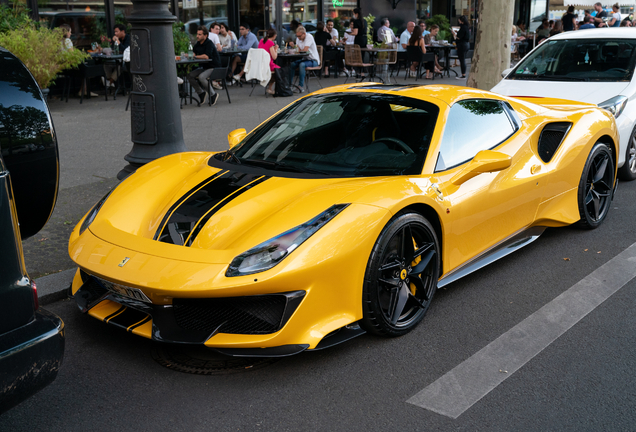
[0,47,65,413]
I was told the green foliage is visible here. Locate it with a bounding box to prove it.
[0,2,34,33]
[173,22,191,55]
[426,14,451,34]
[437,30,449,42]
[364,14,375,46]
[0,26,88,88]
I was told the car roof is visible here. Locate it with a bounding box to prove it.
[550,28,636,40]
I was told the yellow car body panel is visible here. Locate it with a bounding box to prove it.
[69,85,619,353]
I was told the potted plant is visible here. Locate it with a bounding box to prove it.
[364,13,376,48]
[0,3,87,93]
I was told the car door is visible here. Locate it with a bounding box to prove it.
[434,99,548,272]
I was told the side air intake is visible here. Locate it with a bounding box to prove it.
[537,122,572,163]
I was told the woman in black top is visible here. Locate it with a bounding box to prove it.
[352,8,367,48]
[314,21,331,77]
[562,6,577,31]
[452,15,470,79]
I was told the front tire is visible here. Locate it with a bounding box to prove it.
[618,125,636,181]
[577,143,615,229]
[361,213,440,337]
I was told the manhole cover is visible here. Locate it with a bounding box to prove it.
[152,344,280,375]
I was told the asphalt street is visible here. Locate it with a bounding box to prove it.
[3,71,636,430]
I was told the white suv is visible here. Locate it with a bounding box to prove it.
[492,28,636,180]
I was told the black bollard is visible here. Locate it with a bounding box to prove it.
[118,0,187,180]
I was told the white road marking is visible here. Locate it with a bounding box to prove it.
[407,242,636,419]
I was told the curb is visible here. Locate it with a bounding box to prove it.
[35,268,76,306]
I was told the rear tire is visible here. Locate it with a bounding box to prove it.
[361,213,440,337]
[577,143,615,229]
[618,125,636,181]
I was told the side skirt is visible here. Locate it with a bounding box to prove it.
[437,226,546,289]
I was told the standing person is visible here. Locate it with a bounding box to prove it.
[288,26,320,93]
[313,22,331,77]
[103,24,130,89]
[609,4,622,27]
[562,6,577,31]
[326,19,339,45]
[218,23,237,50]
[377,18,396,43]
[187,26,221,106]
[230,23,259,82]
[352,8,367,48]
[593,2,608,27]
[258,28,280,95]
[451,15,470,80]
[400,21,415,51]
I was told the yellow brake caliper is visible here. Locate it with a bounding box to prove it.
[410,238,420,295]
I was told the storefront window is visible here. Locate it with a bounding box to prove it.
[283,0,318,29]
[417,0,432,20]
[180,0,227,35]
[529,0,546,31]
[240,0,266,37]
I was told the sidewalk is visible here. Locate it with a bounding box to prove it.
[30,67,469,304]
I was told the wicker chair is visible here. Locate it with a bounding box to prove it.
[344,45,374,83]
[304,45,323,90]
[375,48,397,83]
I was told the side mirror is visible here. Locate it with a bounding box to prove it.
[228,128,247,149]
[451,150,512,185]
[501,68,513,78]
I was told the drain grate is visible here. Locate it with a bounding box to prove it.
[151,345,280,375]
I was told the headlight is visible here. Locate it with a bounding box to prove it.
[79,189,114,235]
[598,95,628,118]
[226,204,350,277]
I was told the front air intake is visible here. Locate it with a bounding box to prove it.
[537,122,572,163]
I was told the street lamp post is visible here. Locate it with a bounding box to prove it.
[118,0,187,180]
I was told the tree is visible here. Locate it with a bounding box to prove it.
[466,0,513,91]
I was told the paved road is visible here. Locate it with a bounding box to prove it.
[4,72,636,430]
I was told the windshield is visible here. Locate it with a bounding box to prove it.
[510,38,636,82]
[214,93,439,177]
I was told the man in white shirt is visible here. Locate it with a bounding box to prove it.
[326,19,339,46]
[208,22,223,52]
[377,18,397,43]
[399,21,415,52]
[289,26,320,92]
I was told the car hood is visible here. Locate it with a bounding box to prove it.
[492,79,630,104]
[87,153,388,261]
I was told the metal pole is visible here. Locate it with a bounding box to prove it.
[118,0,187,180]
[105,0,116,38]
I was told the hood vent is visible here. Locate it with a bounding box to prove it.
[538,122,572,163]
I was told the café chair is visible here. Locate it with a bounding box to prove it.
[79,59,108,104]
[304,45,323,90]
[206,55,232,104]
[374,48,397,84]
[344,45,373,83]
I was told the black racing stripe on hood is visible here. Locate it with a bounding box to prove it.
[184,175,270,247]
[153,170,227,241]
[156,171,270,246]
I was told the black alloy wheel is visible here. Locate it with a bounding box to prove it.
[618,125,636,181]
[361,213,440,337]
[578,143,615,229]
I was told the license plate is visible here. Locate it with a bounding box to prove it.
[95,277,152,303]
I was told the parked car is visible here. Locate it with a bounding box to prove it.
[69,84,617,356]
[493,28,636,181]
[0,46,65,413]
[183,17,229,37]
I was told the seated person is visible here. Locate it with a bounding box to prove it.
[103,24,130,88]
[258,28,280,95]
[219,23,237,50]
[230,23,259,82]
[187,26,221,106]
[61,24,73,50]
[208,22,223,52]
[288,26,320,93]
[407,26,426,78]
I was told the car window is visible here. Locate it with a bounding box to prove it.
[509,38,636,82]
[435,99,516,171]
[217,93,440,177]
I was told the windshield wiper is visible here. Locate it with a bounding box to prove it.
[224,149,242,165]
[241,158,329,175]
[532,73,589,81]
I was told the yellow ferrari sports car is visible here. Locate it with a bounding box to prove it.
[69,84,618,357]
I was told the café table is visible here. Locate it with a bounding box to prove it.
[83,52,125,102]
[175,57,213,107]
[426,43,457,77]
[360,47,398,83]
